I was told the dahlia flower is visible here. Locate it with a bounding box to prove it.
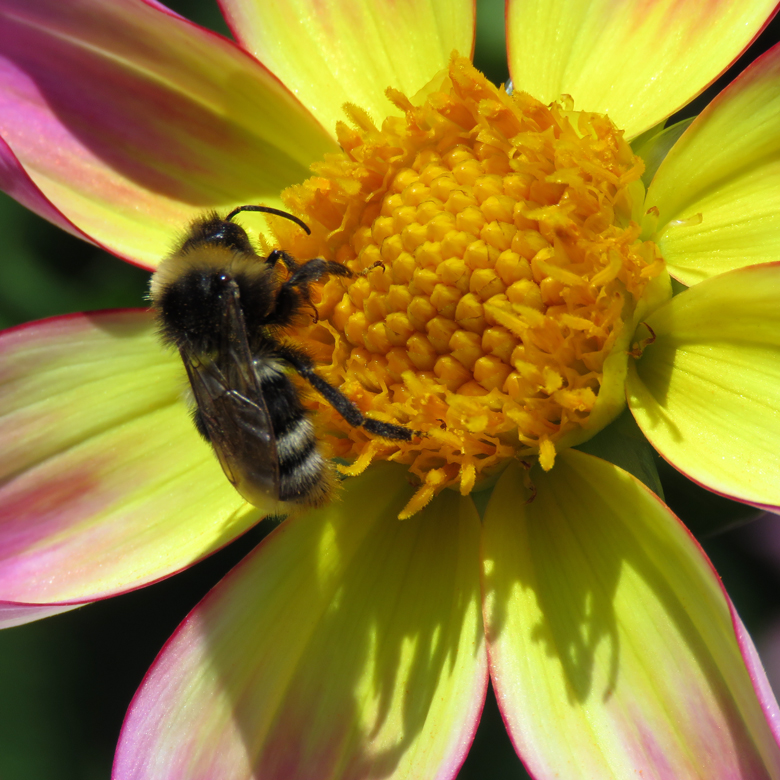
[1,0,780,778]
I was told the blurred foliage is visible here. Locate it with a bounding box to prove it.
[0,2,778,779]
[0,198,149,330]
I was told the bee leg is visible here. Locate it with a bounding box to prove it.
[277,345,414,441]
[360,260,385,277]
[288,258,354,318]
[266,249,301,274]
[272,254,354,324]
[288,257,353,286]
[268,251,353,286]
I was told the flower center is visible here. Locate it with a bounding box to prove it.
[273,56,669,517]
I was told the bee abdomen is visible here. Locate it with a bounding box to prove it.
[262,363,331,505]
[276,416,330,504]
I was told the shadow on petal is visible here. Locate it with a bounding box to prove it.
[117,462,488,780]
[482,452,780,778]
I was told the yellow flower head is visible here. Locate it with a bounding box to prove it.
[274,56,668,515]
[1,1,780,779]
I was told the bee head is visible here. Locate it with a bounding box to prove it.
[178,212,255,256]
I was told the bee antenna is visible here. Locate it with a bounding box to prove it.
[225,205,312,235]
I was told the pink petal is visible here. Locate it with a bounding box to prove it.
[0,599,81,629]
[756,617,780,711]
[0,134,95,247]
[0,310,262,614]
[731,602,780,750]
[0,0,336,267]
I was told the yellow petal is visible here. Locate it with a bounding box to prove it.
[647,44,780,285]
[483,453,780,778]
[221,0,475,134]
[116,464,487,779]
[506,0,778,139]
[628,263,780,511]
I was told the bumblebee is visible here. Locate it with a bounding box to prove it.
[150,205,412,508]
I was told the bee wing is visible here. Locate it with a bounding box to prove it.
[181,280,281,506]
